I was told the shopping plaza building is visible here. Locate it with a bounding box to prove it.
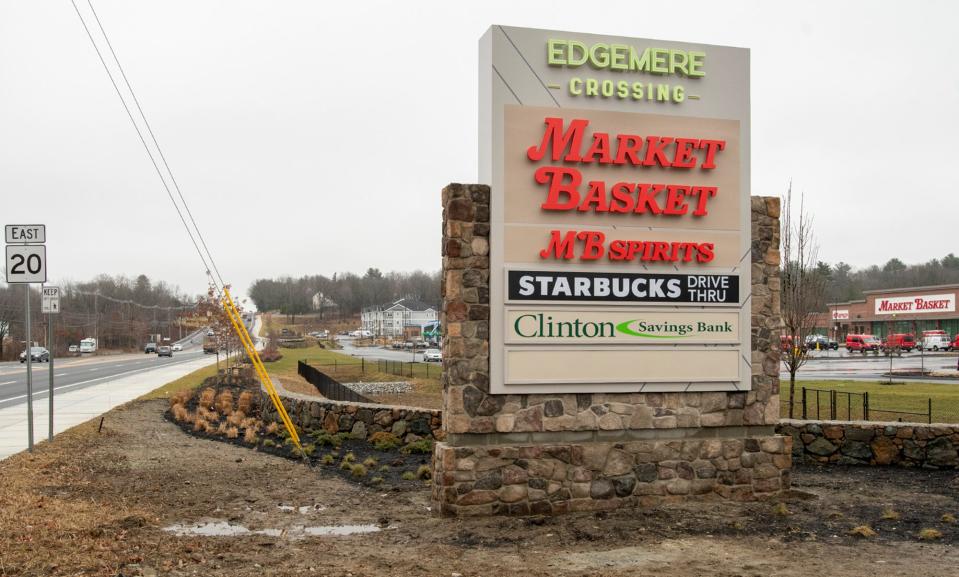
[826,284,959,339]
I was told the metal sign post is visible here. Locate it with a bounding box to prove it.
[5,224,47,453]
[42,285,60,442]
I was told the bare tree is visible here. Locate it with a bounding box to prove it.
[781,182,827,419]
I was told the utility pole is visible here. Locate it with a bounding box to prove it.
[93,290,99,355]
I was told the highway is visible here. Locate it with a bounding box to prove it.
[0,334,207,410]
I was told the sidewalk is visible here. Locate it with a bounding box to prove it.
[0,354,218,460]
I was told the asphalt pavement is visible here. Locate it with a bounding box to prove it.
[336,336,436,363]
[781,348,959,383]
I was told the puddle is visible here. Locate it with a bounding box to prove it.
[303,525,381,536]
[164,521,382,539]
[276,504,326,514]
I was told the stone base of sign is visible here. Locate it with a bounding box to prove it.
[431,433,791,516]
[433,183,789,515]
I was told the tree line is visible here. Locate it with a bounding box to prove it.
[0,274,197,359]
[247,268,441,319]
[816,254,959,304]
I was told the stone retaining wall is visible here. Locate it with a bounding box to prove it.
[778,419,959,468]
[433,435,792,516]
[259,383,443,444]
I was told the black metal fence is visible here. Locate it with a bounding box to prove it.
[795,386,932,424]
[297,360,373,403]
[305,357,440,380]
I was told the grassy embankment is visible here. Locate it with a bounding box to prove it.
[783,380,959,424]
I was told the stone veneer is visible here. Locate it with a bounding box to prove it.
[432,184,790,516]
[779,419,959,468]
[259,381,443,444]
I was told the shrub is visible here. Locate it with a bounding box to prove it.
[169,390,192,408]
[400,471,415,481]
[302,443,316,456]
[265,422,279,435]
[942,513,957,524]
[350,464,367,478]
[339,460,353,471]
[849,525,876,538]
[215,390,234,415]
[379,465,390,473]
[243,428,258,444]
[918,528,943,540]
[263,439,276,447]
[401,439,433,455]
[198,387,216,409]
[370,476,384,485]
[313,433,343,448]
[171,404,190,422]
[369,431,400,451]
[226,426,239,439]
[416,465,432,480]
[320,454,335,465]
[881,509,900,520]
[342,452,356,463]
[771,503,790,517]
[237,391,255,414]
[362,457,378,468]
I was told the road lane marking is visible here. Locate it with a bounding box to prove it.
[0,380,14,386]
[0,356,213,405]
[55,373,66,376]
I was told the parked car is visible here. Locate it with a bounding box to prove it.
[172,343,182,352]
[68,344,79,353]
[846,334,881,354]
[144,342,157,354]
[423,348,442,362]
[157,345,173,357]
[883,333,916,352]
[19,347,50,363]
[804,334,839,351]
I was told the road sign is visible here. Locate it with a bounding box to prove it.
[42,286,60,314]
[5,245,47,283]
[5,224,45,244]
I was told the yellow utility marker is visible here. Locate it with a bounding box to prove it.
[222,287,303,453]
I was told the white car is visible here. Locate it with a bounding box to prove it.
[423,349,442,362]
[68,345,79,353]
[172,344,183,352]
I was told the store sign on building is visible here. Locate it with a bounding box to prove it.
[831,309,850,321]
[875,294,956,315]
[480,26,750,394]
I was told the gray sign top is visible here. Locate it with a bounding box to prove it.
[5,224,46,244]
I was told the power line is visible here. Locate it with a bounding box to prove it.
[83,0,227,291]
[68,0,223,294]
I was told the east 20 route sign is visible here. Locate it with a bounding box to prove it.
[480,26,750,394]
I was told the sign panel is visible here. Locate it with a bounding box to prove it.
[506,308,739,344]
[831,309,850,321]
[5,245,47,284]
[481,26,750,393]
[42,286,60,314]
[5,224,45,244]
[874,294,955,315]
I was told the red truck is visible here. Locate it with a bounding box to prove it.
[883,333,916,352]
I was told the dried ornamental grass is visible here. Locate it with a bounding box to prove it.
[849,525,877,538]
[243,427,258,444]
[237,390,255,414]
[215,390,234,415]
[226,426,239,439]
[198,387,216,409]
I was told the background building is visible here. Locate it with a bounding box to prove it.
[361,298,438,338]
[827,284,959,339]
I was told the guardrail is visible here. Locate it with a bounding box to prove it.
[296,360,373,403]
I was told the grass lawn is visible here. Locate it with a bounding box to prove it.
[138,361,222,401]
[781,380,959,424]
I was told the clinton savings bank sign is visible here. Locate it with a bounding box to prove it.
[480,26,750,394]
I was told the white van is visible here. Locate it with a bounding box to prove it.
[920,334,951,351]
[79,338,97,353]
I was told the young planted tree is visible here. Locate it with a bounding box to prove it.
[781,182,827,419]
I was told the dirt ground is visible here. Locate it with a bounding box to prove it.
[2,399,958,577]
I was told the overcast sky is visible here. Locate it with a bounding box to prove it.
[2,0,956,302]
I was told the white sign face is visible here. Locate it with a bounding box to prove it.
[831,309,850,321]
[875,294,955,315]
[481,26,750,394]
[42,286,60,314]
[5,245,46,284]
[5,224,45,244]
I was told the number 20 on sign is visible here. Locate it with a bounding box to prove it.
[5,245,47,283]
